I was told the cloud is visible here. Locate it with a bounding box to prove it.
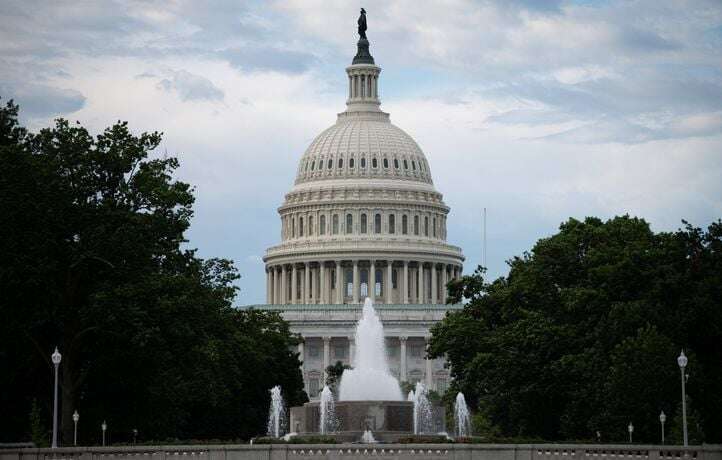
[155,70,224,102]
[220,47,315,74]
[0,83,85,118]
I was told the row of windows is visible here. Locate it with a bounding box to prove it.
[303,155,426,174]
[284,212,445,239]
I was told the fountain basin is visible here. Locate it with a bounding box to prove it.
[290,400,446,442]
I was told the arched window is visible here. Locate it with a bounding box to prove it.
[414,215,419,235]
[412,161,417,170]
[433,217,437,237]
[327,159,333,169]
[305,161,309,171]
[311,161,315,171]
[424,216,429,236]
[374,213,381,233]
[320,215,326,235]
[402,215,408,235]
[309,216,314,235]
[389,214,395,234]
[404,159,408,169]
[346,213,353,234]
[361,213,367,234]
[299,217,304,237]
[292,217,296,238]
[372,158,378,168]
[338,158,343,168]
[350,158,355,168]
[394,158,399,169]
[383,158,389,168]
[333,214,339,234]
[361,157,366,168]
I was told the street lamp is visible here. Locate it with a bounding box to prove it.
[659,411,666,445]
[132,428,138,445]
[628,422,634,443]
[73,410,79,446]
[678,350,689,447]
[101,421,107,446]
[51,347,62,448]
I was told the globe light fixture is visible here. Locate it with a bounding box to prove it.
[101,421,107,446]
[51,347,62,448]
[72,410,79,446]
[678,350,688,447]
[628,422,634,443]
[659,411,666,445]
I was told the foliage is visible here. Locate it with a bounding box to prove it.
[396,435,454,444]
[430,216,722,443]
[325,360,352,390]
[288,435,337,444]
[0,99,306,444]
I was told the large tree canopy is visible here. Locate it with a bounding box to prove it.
[430,216,722,443]
[0,100,306,445]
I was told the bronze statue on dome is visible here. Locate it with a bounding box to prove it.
[358,8,367,39]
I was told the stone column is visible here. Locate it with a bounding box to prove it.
[266,268,271,304]
[369,260,376,303]
[399,336,408,381]
[441,264,448,304]
[304,262,311,304]
[319,262,326,304]
[418,262,425,304]
[275,267,280,305]
[348,336,355,367]
[336,261,343,304]
[268,268,274,304]
[431,263,438,304]
[386,261,393,304]
[281,265,287,304]
[425,336,433,388]
[403,261,409,304]
[291,265,298,304]
[322,336,331,383]
[353,260,360,304]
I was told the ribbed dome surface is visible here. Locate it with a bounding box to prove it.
[295,113,433,185]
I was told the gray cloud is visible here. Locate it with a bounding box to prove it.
[220,47,315,74]
[155,70,224,102]
[1,83,85,118]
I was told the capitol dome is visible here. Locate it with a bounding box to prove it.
[264,33,464,307]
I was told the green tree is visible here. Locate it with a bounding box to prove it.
[0,99,305,443]
[430,216,722,442]
[325,361,352,393]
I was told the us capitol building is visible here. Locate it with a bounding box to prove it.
[253,19,465,399]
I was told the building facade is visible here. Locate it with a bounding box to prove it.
[255,35,465,399]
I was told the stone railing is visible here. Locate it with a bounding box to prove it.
[2,444,719,460]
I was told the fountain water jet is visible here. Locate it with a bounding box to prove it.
[267,385,286,438]
[319,385,337,434]
[338,298,402,401]
[454,392,471,437]
[411,382,433,434]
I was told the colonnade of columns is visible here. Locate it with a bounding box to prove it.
[297,335,442,397]
[266,260,462,305]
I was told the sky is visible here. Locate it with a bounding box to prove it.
[2,0,721,306]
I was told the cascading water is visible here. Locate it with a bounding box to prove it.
[338,298,403,401]
[454,392,471,437]
[266,385,286,438]
[319,385,337,434]
[411,382,433,434]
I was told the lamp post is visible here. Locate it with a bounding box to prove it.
[133,429,138,445]
[628,422,634,443]
[101,421,107,446]
[659,411,666,445]
[51,347,62,448]
[73,410,79,446]
[678,350,688,447]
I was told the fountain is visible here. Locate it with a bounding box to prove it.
[319,385,337,434]
[338,299,403,401]
[411,382,433,434]
[267,385,286,438]
[289,298,443,442]
[454,392,471,437]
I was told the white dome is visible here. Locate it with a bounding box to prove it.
[296,111,433,185]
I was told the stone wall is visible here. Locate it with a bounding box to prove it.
[2,443,720,460]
